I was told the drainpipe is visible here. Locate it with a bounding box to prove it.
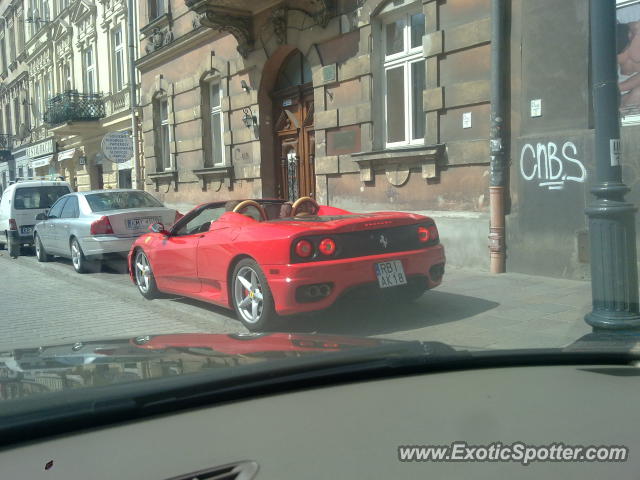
[488,0,507,273]
[127,0,141,189]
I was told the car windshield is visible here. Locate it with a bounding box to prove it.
[13,186,70,209]
[2,0,640,440]
[85,191,163,212]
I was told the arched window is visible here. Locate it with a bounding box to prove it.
[378,0,425,147]
[274,51,312,92]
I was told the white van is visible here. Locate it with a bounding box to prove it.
[0,180,73,257]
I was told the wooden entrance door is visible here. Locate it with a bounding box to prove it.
[273,87,315,201]
[271,51,315,201]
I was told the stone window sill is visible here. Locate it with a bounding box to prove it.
[192,165,233,189]
[351,145,444,183]
[141,13,171,36]
[147,169,178,191]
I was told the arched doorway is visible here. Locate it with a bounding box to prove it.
[271,50,315,200]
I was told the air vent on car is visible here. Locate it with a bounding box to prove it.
[164,460,259,480]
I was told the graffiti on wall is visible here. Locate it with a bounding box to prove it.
[520,141,587,190]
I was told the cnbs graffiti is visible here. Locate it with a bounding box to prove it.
[520,141,587,190]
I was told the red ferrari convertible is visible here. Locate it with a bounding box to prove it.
[128,197,445,330]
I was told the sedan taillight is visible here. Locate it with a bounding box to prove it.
[90,216,114,235]
[8,218,17,231]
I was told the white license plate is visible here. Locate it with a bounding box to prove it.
[375,260,407,288]
[126,217,160,230]
[20,226,33,235]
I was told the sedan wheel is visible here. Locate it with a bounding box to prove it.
[70,238,97,273]
[134,250,159,299]
[232,259,278,331]
[35,234,52,262]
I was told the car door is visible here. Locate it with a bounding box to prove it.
[57,196,79,255]
[39,197,67,254]
[151,204,227,294]
[196,213,237,302]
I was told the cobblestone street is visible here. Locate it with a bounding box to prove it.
[0,249,593,352]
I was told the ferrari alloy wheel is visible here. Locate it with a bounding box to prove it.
[232,259,278,331]
[35,234,52,262]
[134,250,160,299]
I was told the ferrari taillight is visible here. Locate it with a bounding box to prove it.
[8,218,17,231]
[90,216,114,235]
[417,226,430,243]
[318,238,336,256]
[294,239,313,258]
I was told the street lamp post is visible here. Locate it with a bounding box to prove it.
[585,0,640,331]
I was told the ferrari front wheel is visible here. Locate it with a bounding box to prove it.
[232,259,278,331]
[134,249,160,299]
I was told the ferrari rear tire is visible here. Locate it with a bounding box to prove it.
[231,259,278,332]
[134,249,160,299]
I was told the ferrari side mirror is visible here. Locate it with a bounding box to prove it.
[149,222,167,234]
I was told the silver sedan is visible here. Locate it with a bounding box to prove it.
[33,189,178,273]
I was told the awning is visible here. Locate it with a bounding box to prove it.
[31,155,54,169]
[57,148,76,162]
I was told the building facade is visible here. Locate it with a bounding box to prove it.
[134,0,640,279]
[0,0,140,192]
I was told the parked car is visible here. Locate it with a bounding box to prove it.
[128,197,446,331]
[34,189,179,273]
[0,179,73,258]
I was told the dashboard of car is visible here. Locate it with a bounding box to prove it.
[1,364,638,479]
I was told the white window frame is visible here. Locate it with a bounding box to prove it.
[112,26,125,92]
[84,46,95,94]
[617,0,640,125]
[381,6,426,148]
[158,97,172,171]
[148,0,165,20]
[208,80,225,166]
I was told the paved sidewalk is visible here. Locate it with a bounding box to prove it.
[290,266,594,350]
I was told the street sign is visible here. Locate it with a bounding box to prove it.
[101,131,133,164]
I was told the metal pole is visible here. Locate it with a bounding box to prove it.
[488,0,507,273]
[585,0,640,330]
[127,0,141,189]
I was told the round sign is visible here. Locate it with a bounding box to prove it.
[101,131,134,164]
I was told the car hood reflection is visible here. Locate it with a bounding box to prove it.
[0,333,398,401]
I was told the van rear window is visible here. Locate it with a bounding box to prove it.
[13,186,71,210]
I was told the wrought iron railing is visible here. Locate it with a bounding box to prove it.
[0,134,13,150]
[43,90,106,126]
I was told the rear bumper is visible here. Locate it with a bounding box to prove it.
[81,235,137,258]
[264,245,446,316]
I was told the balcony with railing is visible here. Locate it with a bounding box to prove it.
[103,87,131,117]
[43,91,106,127]
[0,134,13,151]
